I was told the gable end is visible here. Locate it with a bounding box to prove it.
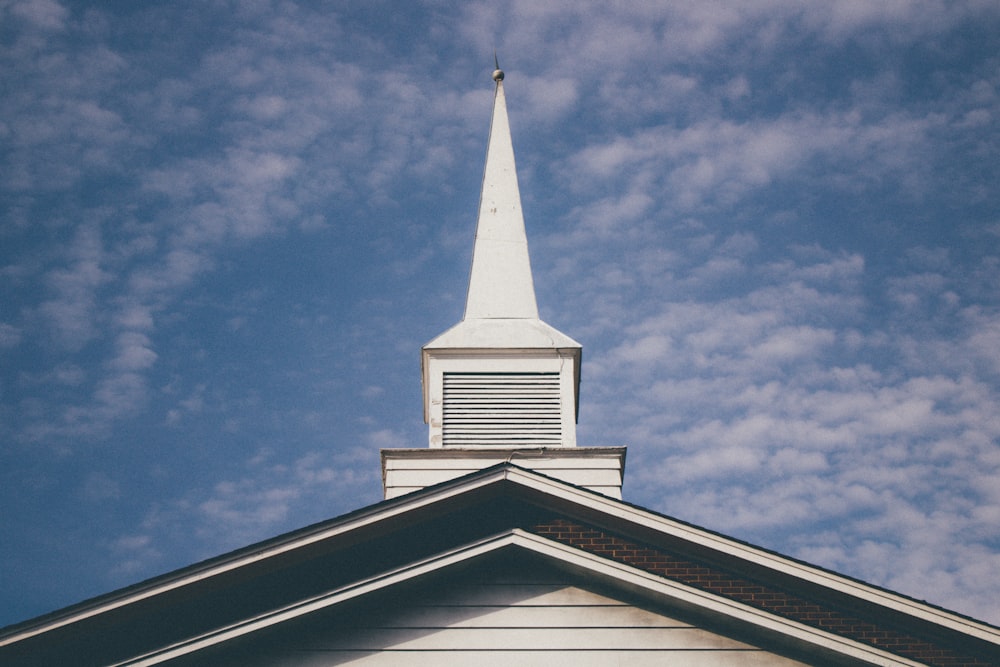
[530,518,998,667]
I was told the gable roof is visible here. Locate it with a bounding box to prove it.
[2,464,998,666]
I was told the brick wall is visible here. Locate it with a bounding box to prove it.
[531,518,991,667]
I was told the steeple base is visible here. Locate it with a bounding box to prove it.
[381,447,626,500]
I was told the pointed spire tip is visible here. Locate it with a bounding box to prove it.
[492,50,504,82]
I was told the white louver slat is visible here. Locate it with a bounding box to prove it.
[442,372,562,446]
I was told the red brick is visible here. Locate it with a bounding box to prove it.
[530,518,992,667]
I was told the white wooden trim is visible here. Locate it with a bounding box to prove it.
[381,447,626,499]
[6,465,997,651]
[0,468,513,646]
[497,467,1000,645]
[110,530,926,666]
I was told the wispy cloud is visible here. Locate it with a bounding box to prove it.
[111,444,381,576]
[572,235,1000,621]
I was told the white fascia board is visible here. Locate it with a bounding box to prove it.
[515,531,926,667]
[499,467,1000,645]
[0,467,514,647]
[382,447,627,465]
[114,530,924,667]
[8,465,998,651]
[113,531,524,666]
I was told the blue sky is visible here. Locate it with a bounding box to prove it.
[2,1,999,628]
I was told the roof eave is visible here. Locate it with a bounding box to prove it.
[4,463,998,653]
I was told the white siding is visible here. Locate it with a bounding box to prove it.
[211,557,810,666]
[381,448,626,499]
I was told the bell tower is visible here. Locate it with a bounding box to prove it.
[381,64,625,498]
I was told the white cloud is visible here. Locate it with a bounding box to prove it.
[519,75,578,122]
[37,224,110,350]
[7,0,68,31]
[798,0,960,42]
[964,308,1000,375]
[80,471,121,503]
[560,109,944,215]
[126,447,381,566]
[109,533,161,578]
[570,221,1000,621]
[0,322,22,348]
[109,332,157,372]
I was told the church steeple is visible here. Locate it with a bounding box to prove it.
[381,64,625,500]
[421,64,581,449]
[464,66,538,320]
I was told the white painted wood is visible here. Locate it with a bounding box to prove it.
[387,485,624,499]
[386,454,621,470]
[425,318,581,350]
[312,626,769,651]
[417,582,629,607]
[422,349,580,449]
[387,467,618,488]
[464,80,537,321]
[224,553,811,666]
[22,465,993,659]
[102,530,934,666]
[441,372,563,446]
[366,604,690,628]
[290,650,808,666]
[419,74,583,453]
[492,468,1000,646]
[381,447,626,499]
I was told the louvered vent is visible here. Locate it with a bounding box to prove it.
[442,372,562,446]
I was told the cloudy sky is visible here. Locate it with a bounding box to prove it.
[3,1,1000,628]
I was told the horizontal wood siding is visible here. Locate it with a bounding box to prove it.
[259,561,810,666]
[387,467,617,488]
[296,651,802,666]
[381,450,625,499]
[531,518,999,667]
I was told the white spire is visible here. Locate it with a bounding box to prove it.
[381,64,626,500]
[464,72,538,320]
[421,64,581,449]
